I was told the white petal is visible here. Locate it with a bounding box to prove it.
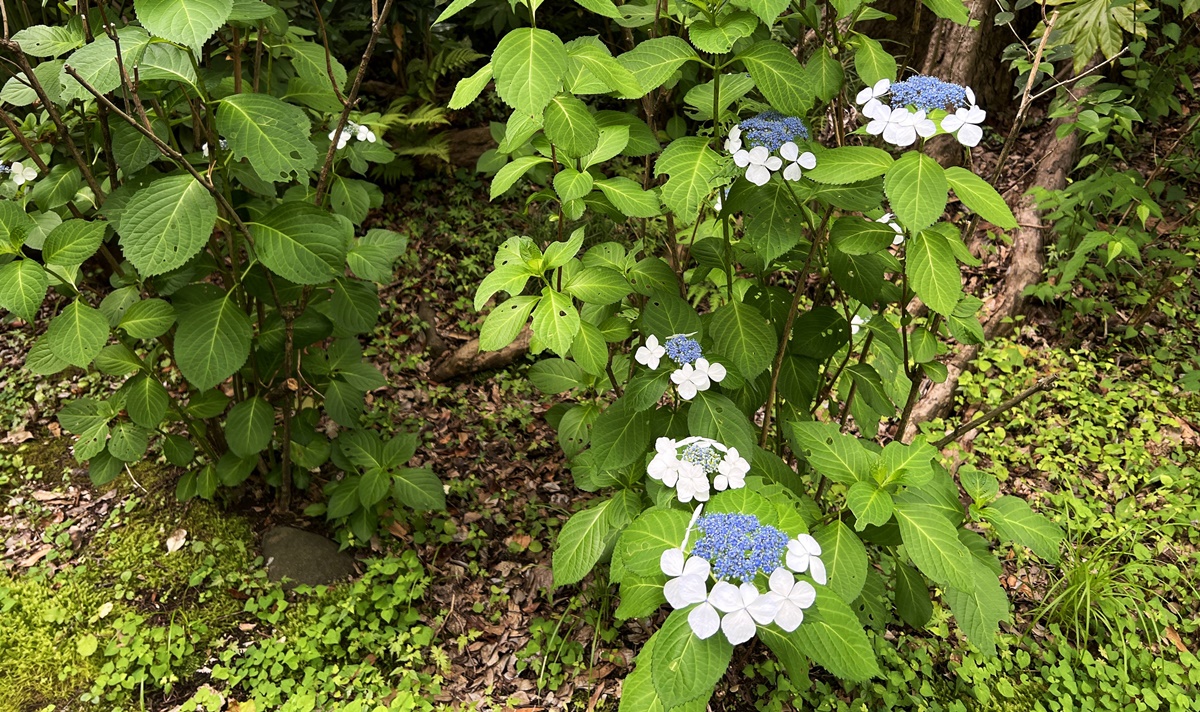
[965,106,986,123]
[671,366,692,385]
[713,474,729,491]
[779,141,799,162]
[646,334,660,349]
[855,86,873,104]
[783,163,802,182]
[764,155,783,171]
[705,361,727,382]
[863,98,888,120]
[748,146,770,165]
[676,379,698,400]
[660,548,686,577]
[866,119,887,136]
[774,601,805,632]
[721,609,757,645]
[709,581,744,612]
[738,582,761,607]
[733,150,751,168]
[965,86,976,105]
[809,557,827,585]
[785,549,809,573]
[366,130,377,143]
[873,78,891,96]
[689,602,721,639]
[957,123,983,148]
[747,592,783,625]
[724,138,742,153]
[729,125,741,141]
[788,580,817,608]
[941,113,965,133]
[683,556,711,579]
[655,436,676,454]
[797,534,822,556]
[769,567,795,596]
[665,575,709,608]
[798,152,817,170]
[883,124,916,147]
[915,119,937,138]
[745,164,771,186]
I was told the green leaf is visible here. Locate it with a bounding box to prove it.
[543,227,585,271]
[594,177,660,218]
[42,219,104,267]
[892,491,974,591]
[944,558,1009,656]
[709,301,776,379]
[806,47,844,102]
[109,421,150,462]
[163,434,195,467]
[907,228,962,316]
[543,94,600,157]
[118,299,176,339]
[616,574,667,619]
[359,468,390,507]
[878,438,937,487]
[94,343,143,376]
[654,137,720,224]
[175,295,252,391]
[138,42,199,86]
[688,391,756,457]
[0,261,48,323]
[688,11,758,54]
[651,607,733,708]
[225,397,273,457]
[553,492,638,586]
[217,93,316,183]
[757,625,808,687]
[566,44,642,99]
[895,560,933,628]
[531,288,579,356]
[558,403,599,457]
[46,300,108,368]
[119,174,217,277]
[134,0,233,50]
[806,146,894,185]
[448,62,492,110]
[31,164,81,211]
[944,166,1017,230]
[25,338,69,376]
[249,203,345,285]
[490,156,551,199]
[59,28,151,103]
[434,0,477,23]
[615,507,691,579]
[830,217,898,255]
[851,34,897,85]
[980,496,1063,563]
[330,175,370,224]
[553,169,593,204]
[392,467,446,511]
[572,0,622,19]
[922,0,970,24]
[788,421,872,485]
[814,520,868,602]
[793,586,879,681]
[846,480,895,530]
[492,28,568,115]
[565,266,629,305]
[13,24,84,57]
[738,41,814,116]
[884,151,947,231]
[285,40,347,89]
[590,397,654,470]
[123,374,169,428]
[529,358,586,393]
[615,37,698,94]
[480,295,538,351]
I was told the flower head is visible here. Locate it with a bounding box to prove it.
[785,533,826,584]
[664,335,703,366]
[737,111,810,152]
[761,567,817,631]
[866,107,935,147]
[889,75,970,112]
[670,358,726,400]
[9,161,37,186]
[635,334,666,371]
[647,437,749,502]
[780,142,816,182]
[691,513,789,583]
[733,146,782,187]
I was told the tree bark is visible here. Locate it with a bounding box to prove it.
[428,327,532,382]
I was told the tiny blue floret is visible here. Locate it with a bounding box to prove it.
[691,513,788,582]
[664,336,703,366]
[737,111,810,152]
[0,164,9,174]
[889,75,969,112]
[682,443,722,475]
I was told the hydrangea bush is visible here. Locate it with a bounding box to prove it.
[0,0,444,539]
[452,0,1066,705]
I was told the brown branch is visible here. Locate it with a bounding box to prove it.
[932,376,1056,448]
[313,0,396,204]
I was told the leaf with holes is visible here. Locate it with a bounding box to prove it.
[248,203,345,284]
[119,175,217,277]
[217,93,316,183]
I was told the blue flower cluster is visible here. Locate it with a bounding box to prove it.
[664,335,703,366]
[0,164,9,174]
[692,513,788,582]
[682,443,722,474]
[738,111,810,152]
[889,75,969,112]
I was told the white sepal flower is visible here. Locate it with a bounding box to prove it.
[779,142,817,182]
[734,145,782,187]
[709,581,764,645]
[785,534,824,582]
[201,143,209,158]
[765,568,817,632]
[713,447,749,491]
[661,549,711,609]
[688,599,722,639]
[10,161,37,186]
[329,128,352,149]
[911,109,937,139]
[724,125,742,154]
[675,463,711,503]
[356,124,377,143]
[877,212,904,245]
[635,334,666,370]
[647,437,683,486]
[941,105,986,148]
[866,107,922,147]
[670,358,727,400]
[851,315,867,336]
[855,78,891,120]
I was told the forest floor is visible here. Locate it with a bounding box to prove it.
[2,171,1199,712]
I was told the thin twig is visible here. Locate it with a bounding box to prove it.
[932,375,1056,448]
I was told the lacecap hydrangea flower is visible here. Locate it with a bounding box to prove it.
[725,111,817,187]
[660,510,825,644]
[7,160,37,186]
[329,121,377,149]
[201,138,228,158]
[647,436,751,503]
[635,333,727,400]
[858,75,986,148]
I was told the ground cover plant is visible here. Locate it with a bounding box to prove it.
[1,0,1199,710]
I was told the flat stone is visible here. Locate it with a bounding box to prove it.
[262,526,357,589]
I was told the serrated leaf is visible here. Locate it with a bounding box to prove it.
[594,177,660,217]
[614,507,691,580]
[792,586,879,681]
[216,93,316,183]
[807,47,844,102]
[492,28,568,116]
[980,495,1063,563]
[688,11,758,54]
[138,42,199,86]
[43,219,105,266]
[651,607,733,708]
[788,421,872,485]
[846,480,895,530]
[654,137,720,224]
[572,0,622,18]
[249,203,345,284]
[0,261,48,323]
[449,62,492,109]
[944,166,1017,230]
[13,24,84,57]
[851,34,896,85]
[118,298,176,339]
[174,295,252,391]
[806,146,894,185]
[59,28,151,103]
[285,40,347,89]
[590,397,653,470]
[393,466,444,510]
[893,491,974,591]
[31,164,81,212]
[553,491,638,586]
[885,151,947,231]
[829,216,897,255]
[225,397,273,457]
[688,391,756,457]
[944,558,1009,656]
[615,36,698,94]
[123,374,169,428]
[544,94,599,157]
[709,301,775,379]
[895,560,933,628]
[615,574,667,619]
[814,520,868,602]
[907,228,962,316]
[109,421,150,462]
[531,288,579,356]
[134,0,233,49]
[46,300,108,368]
[567,43,642,99]
[738,40,813,116]
[490,156,551,199]
[118,174,217,277]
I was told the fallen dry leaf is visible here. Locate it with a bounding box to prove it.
[1164,627,1189,653]
[165,528,188,553]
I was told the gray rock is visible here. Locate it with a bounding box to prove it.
[262,526,357,589]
